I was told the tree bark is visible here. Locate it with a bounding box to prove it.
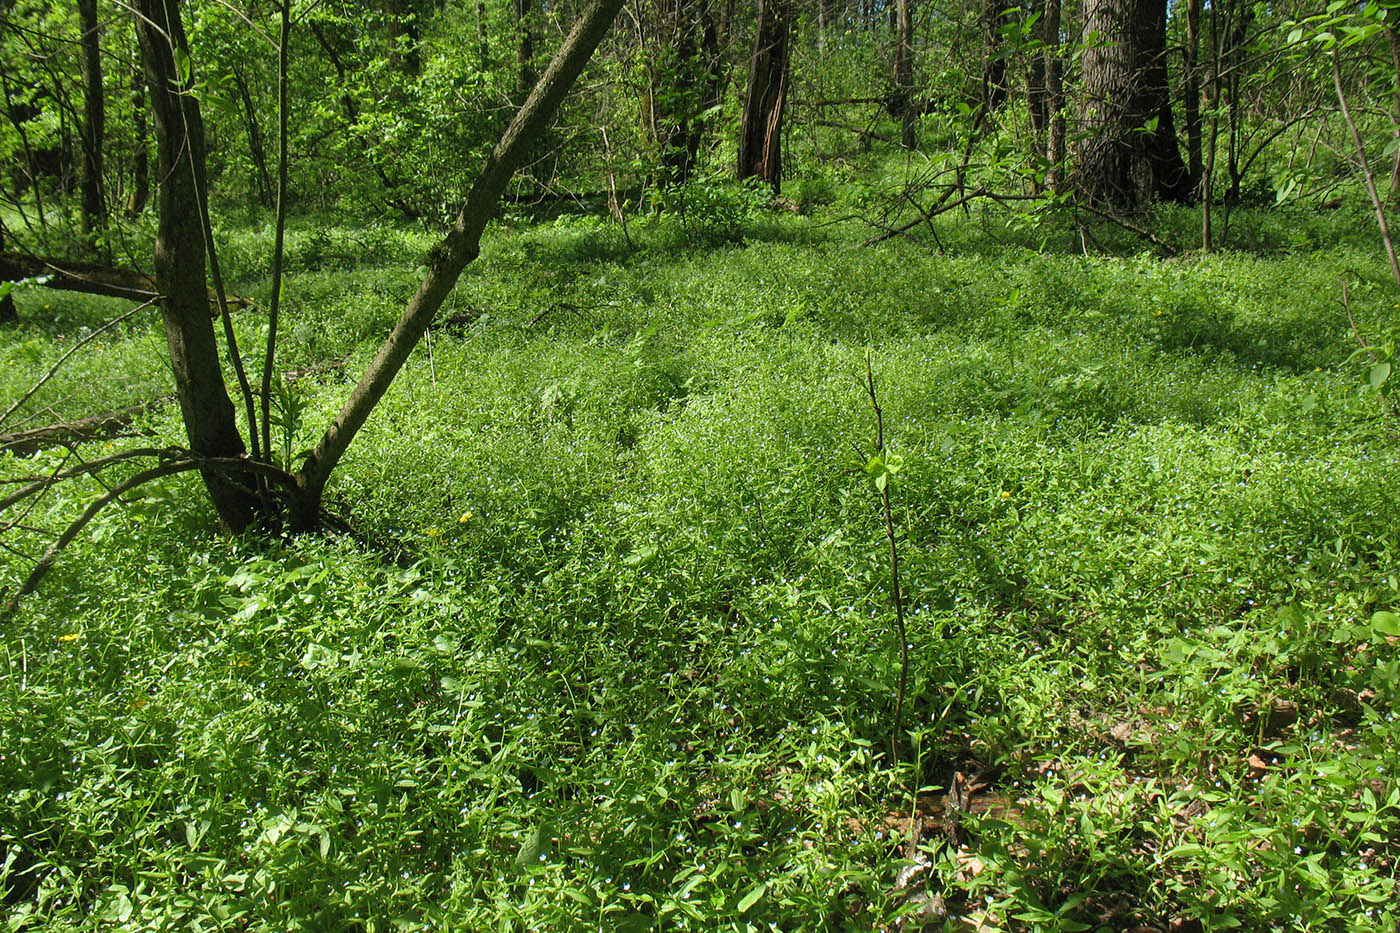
[737,0,791,193]
[0,228,16,325]
[653,0,728,186]
[77,0,105,233]
[292,0,626,528]
[515,0,537,98]
[1074,0,1189,206]
[134,0,257,531]
[229,63,275,208]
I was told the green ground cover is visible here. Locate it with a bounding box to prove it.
[2,200,1399,930]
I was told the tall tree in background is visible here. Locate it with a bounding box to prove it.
[125,42,149,216]
[639,0,729,186]
[892,0,915,148]
[738,0,791,192]
[1074,0,1190,205]
[77,0,105,233]
[1026,0,1065,190]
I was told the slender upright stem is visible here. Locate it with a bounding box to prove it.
[262,0,291,462]
[1334,56,1400,290]
[865,352,909,769]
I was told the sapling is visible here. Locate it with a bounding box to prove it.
[861,351,910,769]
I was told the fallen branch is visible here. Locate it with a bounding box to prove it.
[0,403,165,457]
[1073,202,1180,256]
[0,250,158,302]
[0,251,258,309]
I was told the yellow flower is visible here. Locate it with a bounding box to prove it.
[58,632,80,642]
[427,526,441,538]
[131,698,148,710]
[458,511,472,524]
[1000,491,1012,500]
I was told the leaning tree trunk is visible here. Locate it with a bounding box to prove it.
[1074,0,1189,206]
[134,0,257,531]
[738,0,791,193]
[290,0,626,529]
[77,0,105,234]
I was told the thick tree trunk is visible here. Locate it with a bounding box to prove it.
[1074,0,1189,205]
[291,0,626,529]
[737,0,790,193]
[77,0,105,233]
[134,0,257,531]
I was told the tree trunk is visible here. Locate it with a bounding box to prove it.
[979,0,1006,117]
[229,64,275,208]
[134,0,257,532]
[125,42,149,217]
[0,227,16,325]
[1183,0,1202,194]
[892,0,914,148]
[1074,0,1189,205]
[654,0,727,186]
[77,0,105,234]
[387,0,421,75]
[737,0,790,193]
[515,0,537,98]
[1044,0,1065,193]
[477,0,489,63]
[291,0,626,529]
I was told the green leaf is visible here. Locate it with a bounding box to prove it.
[1371,611,1400,636]
[1368,361,1392,391]
[735,882,766,913]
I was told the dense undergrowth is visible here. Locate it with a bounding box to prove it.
[2,194,1399,930]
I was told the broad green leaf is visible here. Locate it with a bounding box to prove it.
[735,882,766,913]
[1371,611,1400,636]
[1368,361,1391,391]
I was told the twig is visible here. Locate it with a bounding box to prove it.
[2,454,298,618]
[0,299,156,432]
[1073,202,1180,255]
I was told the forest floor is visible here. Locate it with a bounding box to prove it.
[2,196,1399,930]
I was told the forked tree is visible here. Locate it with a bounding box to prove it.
[3,0,626,608]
